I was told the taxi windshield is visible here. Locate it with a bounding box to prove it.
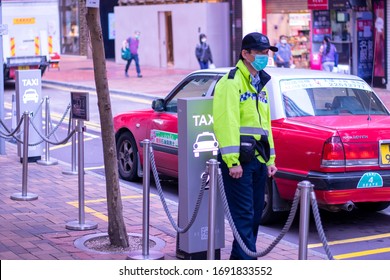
[280,79,389,117]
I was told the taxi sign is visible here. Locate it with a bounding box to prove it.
[357,172,383,188]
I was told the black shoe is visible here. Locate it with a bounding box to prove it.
[125,72,129,77]
[137,74,143,78]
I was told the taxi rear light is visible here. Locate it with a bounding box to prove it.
[343,142,378,166]
[321,137,378,167]
[321,136,345,167]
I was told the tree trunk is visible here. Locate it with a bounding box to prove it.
[85,7,129,248]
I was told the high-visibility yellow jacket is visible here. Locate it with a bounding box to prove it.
[213,59,276,168]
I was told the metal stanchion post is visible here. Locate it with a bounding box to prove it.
[298,180,314,260]
[62,119,77,175]
[66,120,98,231]
[207,159,219,260]
[128,139,164,260]
[37,96,58,166]
[11,112,38,201]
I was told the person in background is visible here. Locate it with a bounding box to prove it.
[195,33,213,69]
[319,35,338,72]
[125,31,142,78]
[274,35,293,68]
[213,32,278,260]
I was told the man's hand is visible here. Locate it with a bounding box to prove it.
[267,164,277,177]
[229,165,243,179]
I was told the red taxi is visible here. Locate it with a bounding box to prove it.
[114,67,390,223]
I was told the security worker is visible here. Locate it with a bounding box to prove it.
[213,32,278,260]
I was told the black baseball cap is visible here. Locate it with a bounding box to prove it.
[241,32,278,52]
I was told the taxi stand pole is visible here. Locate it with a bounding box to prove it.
[10,112,38,201]
[62,119,77,175]
[128,139,164,260]
[298,180,314,260]
[207,159,219,260]
[65,119,97,230]
[66,92,97,231]
[37,96,58,166]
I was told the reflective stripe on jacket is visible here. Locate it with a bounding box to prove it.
[213,59,276,168]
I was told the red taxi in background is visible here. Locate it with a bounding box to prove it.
[114,67,390,223]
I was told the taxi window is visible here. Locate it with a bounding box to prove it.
[165,76,215,113]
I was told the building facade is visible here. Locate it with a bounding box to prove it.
[31,0,389,89]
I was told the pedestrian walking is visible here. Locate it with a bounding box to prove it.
[213,32,278,260]
[124,31,142,78]
[319,35,338,72]
[274,35,293,68]
[195,33,213,69]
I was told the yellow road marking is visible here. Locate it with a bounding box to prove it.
[67,194,156,222]
[48,137,94,150]
[334,247,390,260]
[308,232,390,248]
[309,232,390,259]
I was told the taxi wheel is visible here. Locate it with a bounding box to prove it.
[355,202,390,212]
[117,131,140,182]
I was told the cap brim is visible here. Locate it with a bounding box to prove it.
[250,46,279,52]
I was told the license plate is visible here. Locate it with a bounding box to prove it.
[18,66,30,70]
[379,140,390,167]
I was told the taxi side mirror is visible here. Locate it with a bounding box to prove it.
[152,98,165,112]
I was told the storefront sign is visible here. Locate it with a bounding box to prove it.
[312,10,331,29]
[312,10,331,42]
[356,12,373,83]
[372,0,386,88]
[329,0,347,10]
[289,13,311,26]
[308,0,328,10]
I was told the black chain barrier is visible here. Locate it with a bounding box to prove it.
[0,102,73,147]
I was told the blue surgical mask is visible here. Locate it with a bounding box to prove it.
[250,54,268,71]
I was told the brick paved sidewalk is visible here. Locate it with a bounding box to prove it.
[0,142,326,260]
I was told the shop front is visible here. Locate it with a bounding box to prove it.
[265,0,387,88]
[266,0,311,69]
[309,0,386,87]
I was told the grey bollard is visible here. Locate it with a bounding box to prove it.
[37,96,58,166]
[10,112,38,201]
[127,139,164,260]
[62,119,77,175]
[298,180,314,260]
[65,120,98,231]
[207,159,219,260]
